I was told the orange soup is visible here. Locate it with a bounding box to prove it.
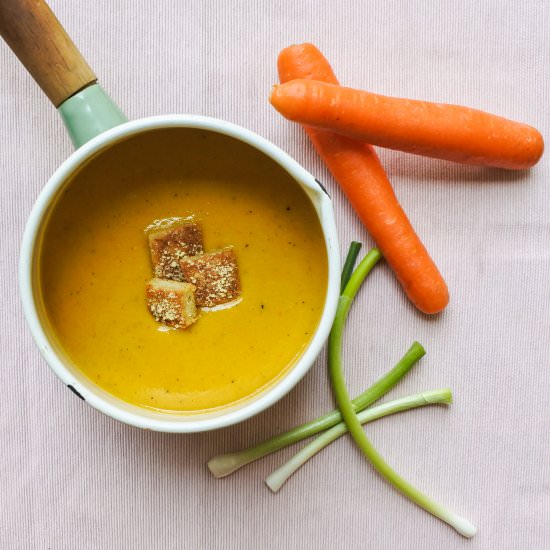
[38,128,328,412]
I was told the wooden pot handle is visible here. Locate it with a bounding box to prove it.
[0,0,97,107]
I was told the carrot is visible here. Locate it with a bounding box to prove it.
[271,78,544,170]
[278,44,449,314]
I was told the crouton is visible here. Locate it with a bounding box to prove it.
[148,221,203,281]
[179,247,241,308]
[146,278,198,329]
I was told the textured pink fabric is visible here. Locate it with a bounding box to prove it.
[1,1,548,548]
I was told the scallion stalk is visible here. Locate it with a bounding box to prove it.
[341,240,362,291]
[265,388,452,492]
[328,248,476,538]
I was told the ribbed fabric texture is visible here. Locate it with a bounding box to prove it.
[1,1,549,548]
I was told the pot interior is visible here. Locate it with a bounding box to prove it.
[30,125,335,429]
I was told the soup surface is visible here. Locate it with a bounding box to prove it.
[38,129,328,412]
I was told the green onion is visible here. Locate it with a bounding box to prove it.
[328,248,476,538]
[207,342,424,478]
[265,388,452,492]
[341,240,362,292]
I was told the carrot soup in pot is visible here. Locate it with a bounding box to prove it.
[37,128,329,413]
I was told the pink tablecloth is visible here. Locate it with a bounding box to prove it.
[1,1,548,548]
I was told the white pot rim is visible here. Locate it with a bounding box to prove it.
[19,114,340,432]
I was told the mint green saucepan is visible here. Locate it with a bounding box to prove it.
[0,0,340,432]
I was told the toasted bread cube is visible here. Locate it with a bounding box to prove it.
[179,247,241,308]
[148,221,203,281]
[146,278,198,329]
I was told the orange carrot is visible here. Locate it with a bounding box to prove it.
[278,43,449,314]
[271,78,544,170]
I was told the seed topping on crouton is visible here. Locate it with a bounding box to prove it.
[179,247,241,308]
[148,219,203,281]
[146,278,198,329]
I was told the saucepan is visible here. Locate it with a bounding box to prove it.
[1,0,340,431]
